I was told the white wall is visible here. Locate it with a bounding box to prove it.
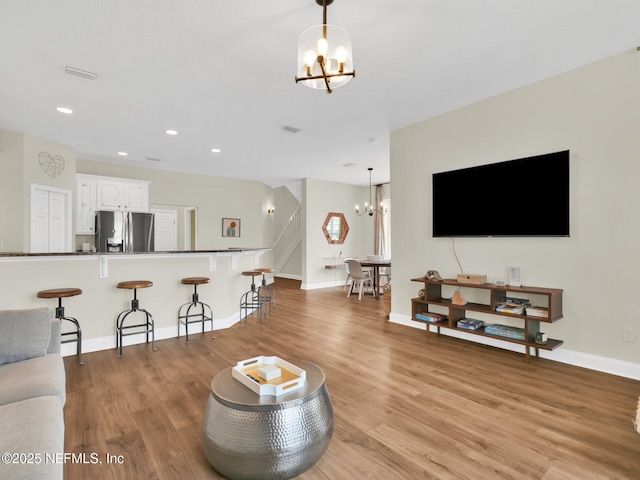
[302,178,374,289]
[390,49,640,373]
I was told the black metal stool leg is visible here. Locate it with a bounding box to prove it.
[55,298,83,365]
[178,284,214,342]
[240,274,262,323]
[116,288,156,357]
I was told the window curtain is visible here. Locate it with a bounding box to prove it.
[374,185,386,258]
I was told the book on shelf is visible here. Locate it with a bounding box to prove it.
[456,318,484,331]
[503,297,531,306]
[484,324,526,341]
[495,303,525,315]
[415,312,447,323]
[525,306,549,318]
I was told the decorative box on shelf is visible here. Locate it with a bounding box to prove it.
[456,274,487,284]
[232,356,306,396]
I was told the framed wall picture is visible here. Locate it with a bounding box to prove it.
[222,218,241,237]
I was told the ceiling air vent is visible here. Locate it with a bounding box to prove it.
[145,157,162,162]
[65,66,98,81]
[282,125,301,134]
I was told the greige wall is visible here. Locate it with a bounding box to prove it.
[0,130,24,252]
[0,129,77,252]
[302,178,374,289]
[390,49,640,369]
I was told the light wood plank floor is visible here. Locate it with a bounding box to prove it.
[64,278,640,479]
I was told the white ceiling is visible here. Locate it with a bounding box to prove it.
[1,1,639,188]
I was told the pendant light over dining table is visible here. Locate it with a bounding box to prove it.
[356,168,387,217]
[295,0,355,94]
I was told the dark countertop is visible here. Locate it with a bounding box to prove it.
[0,248,267,258]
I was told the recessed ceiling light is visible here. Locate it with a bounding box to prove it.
[56,107,73,114]
[165,129,178,135]
[117,152,128,156]
[211,148,221,153]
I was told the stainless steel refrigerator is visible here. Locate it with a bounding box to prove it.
[95,211,154,253]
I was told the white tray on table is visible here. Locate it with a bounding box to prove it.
[232,356,306,396]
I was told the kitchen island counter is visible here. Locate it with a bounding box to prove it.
[0,248,272,356]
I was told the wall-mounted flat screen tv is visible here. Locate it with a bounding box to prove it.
[432,150,570,237]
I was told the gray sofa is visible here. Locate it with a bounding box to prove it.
[0,308,66,480]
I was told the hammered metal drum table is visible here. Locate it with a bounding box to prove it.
[202,360,333,480]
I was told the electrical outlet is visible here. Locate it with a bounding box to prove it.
[622,327,636,344]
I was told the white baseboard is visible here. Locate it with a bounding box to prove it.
[389,313,640,381]
[274,273,302,281]
[301,280,345,290]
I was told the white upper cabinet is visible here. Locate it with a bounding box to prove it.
[76,174,150,234]
[122,182,148,212]
[76,176,97,234]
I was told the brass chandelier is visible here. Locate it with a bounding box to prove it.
[295,0,355,94]
[356,168,387,216]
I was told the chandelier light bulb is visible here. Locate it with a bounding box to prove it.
[317,38,328,57]
[305,51,316,67]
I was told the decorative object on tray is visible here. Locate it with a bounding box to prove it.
[232,356,306,396]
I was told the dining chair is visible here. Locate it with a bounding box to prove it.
[346,260,373,300]
[344,258,369,291]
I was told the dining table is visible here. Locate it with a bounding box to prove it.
[358,259,391,300]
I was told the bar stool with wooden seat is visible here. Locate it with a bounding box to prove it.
[115,280,156,357]
[37,287,84,365]
[256,267,276,317]
[178,277,214,342]
[239,270,265,323]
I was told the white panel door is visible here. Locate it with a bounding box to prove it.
[152,210,177,251]
[48,191,67,252]
[31,188,50,253]
[30,185,71,253]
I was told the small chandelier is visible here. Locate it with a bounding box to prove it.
[356,168,387,216]
[295,0,355,94]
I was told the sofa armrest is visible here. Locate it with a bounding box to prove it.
[47,318,61,354]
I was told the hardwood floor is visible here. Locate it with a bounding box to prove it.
[63,278,640,479]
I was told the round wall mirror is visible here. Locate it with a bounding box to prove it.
[322,212,349,244]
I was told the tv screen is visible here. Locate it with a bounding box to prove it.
[432,150,570,237]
